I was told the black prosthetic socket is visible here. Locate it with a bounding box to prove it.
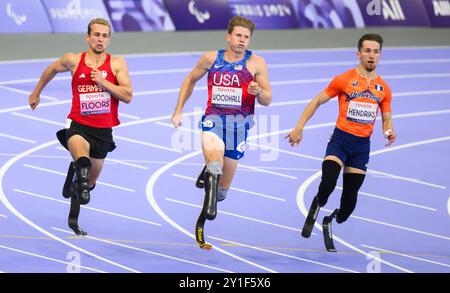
[202,171,220,221]
[73,157,91,205]
[336,173,365,224]
[316,160,342,207]
[195,165,207,189]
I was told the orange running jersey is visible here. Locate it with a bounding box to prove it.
[324,68,391,138]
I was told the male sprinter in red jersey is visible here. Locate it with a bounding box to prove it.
[28,18,132,236]
[286,34,396,251]
[171,16,272,249]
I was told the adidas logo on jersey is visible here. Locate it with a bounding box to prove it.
[79,73,85,78]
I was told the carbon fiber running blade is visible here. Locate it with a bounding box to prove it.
[322,216,337,252]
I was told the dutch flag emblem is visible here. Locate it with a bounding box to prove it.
[375,84,384,92]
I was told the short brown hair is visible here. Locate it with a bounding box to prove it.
[358,33,383,51]
[87,18,112,36]
[227,16,255,35]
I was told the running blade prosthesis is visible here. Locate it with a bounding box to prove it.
[322,209,339,252]
[195,214,212,250]
[301,197,320,238]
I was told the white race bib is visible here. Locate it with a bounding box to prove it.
[346,100,377,124]
[211,86,242,108]
[80,92,111,115]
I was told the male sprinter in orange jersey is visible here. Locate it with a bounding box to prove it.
[28,18,132,235]
[286,33,396,251]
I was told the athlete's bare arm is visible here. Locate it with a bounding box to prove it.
[249,55,272,106]
[286,91,333,146]
[381,111,396,146]
[29,53,78,110]
[171,51,216,128]
[91,56,132,104]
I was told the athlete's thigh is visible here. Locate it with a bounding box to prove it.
[202,131,225,164]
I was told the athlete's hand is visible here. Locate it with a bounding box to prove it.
[248,81,261,96]
[91,68,105,85]
[29,92,40,110]
[384,129,396,146]
[285,128,303,146]
[171,111,183,128]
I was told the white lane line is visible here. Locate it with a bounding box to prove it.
[448,196,450,216]
[0,153,69,159]
[154,121,297,180]
[1,46,449,65]
[336,186,437,212]
[0,100,71,114]
[268,58,450,69]
[165,197,312,234]
[247,142,324,162]
[11,112,65,126]
[13,189,161,227]
[238,163,297,180]
[143,100,450,273]
[0,84,58,101]
[296,172,413,273]
[249,137,448,191]
[8,106,182,158]
[146,150,278,273]
[384,73,450,80]
[114,135,183,153]
[8,113,181,155]
[0,214,6,218]
[367,169,447,190]
[119,112,140,120]
[123,74,450,97]
[296,135,450,272]
[52,227,234,273]
[209,236,358,273]
[0,140,140,273]
[246,109,450,142]
[2,88,449,118]
[361,244,450,269]
[105,158,149,170]
[239,166,319,172]
[321,207,450,241]
[334,186,437,212]
[22,164,135,192]
[2,57,450,82]
[0,132,36,144]
[172,173,286,202]
[0,244,106,273]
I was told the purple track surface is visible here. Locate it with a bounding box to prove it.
[0,47,449,273]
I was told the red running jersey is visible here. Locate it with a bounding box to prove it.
[68,52,119,128]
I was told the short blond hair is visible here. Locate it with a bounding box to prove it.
[227,16,255,35]
[87,18,111,36]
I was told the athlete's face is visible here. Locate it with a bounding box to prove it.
[226,26,252,54]
[357,40,381,72]
[86,24,110,54]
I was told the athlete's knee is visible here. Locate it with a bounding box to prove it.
[336,173,366,223]
[316,160,342,206]
[206,161,223,175]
